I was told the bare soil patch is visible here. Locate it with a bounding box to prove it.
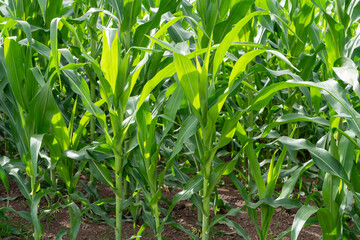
[0,178,322,239]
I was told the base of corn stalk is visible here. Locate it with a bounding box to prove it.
[202,178,210,240]
[115,153,123,240]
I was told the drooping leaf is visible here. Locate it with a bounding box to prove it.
[333,57,360,96]
[88,159,114,188]
[291,205,318,240]
[278,137,349,182]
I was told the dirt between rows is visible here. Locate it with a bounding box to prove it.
[0,177,322,240]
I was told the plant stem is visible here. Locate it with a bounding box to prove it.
[202,177,210,240]
[287,88,293,169]
[90,82,96,141]
[154,203,162,240]
[260,205,275,240]
[247,74,254,198]
[115,152,123,240]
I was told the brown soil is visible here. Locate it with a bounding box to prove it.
[0,178,322,240]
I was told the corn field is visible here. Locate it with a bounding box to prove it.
[0,0,360,239]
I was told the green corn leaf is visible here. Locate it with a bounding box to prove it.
[162,85,184,137]
[310,87,322,114]
[291,205,318,240]
[5,20,33,52]
[68,8,119,24]
[339,131,355,175]
[137,63,176,110]
[206,47,298,135]
[229,172,250,203]
[167,174,203,215]
[322,173,340,212]
[30,67,46,87]
[108,0,123,21]
[50,18,61,80]
[27,81,58,134]
[142,209,156,232]
[150,16,185,48]
[213,11,270,76]
[317,207,338,237]
[31,190,48,240]
[101,28,119,97]
[248,80,360,137]
[333,57,360,96]
[0,93,28,156]
[323,13,345,66]
[70,192,115,228]
[245,142,266,199]
[4,38,26,109]
[165,17,192,43]
[64,202,81,240]
[133,0,181,47]
[151,15,206,48]
[88,159,114,188]
[147,35,181,54]
[216,111,242,149]
[246,198,302,210]
[170,114,199,160]
[229,50,266,88]
[198,34,212,122]
[209,208,241,228]
[218,218,251,240]
[168,222,199,240]
[213,0,254,43]
[68,96,77,142]
[8,168,31,201]
[266,50,299,71]
[56,230,68,240]
[30,134,44,185]
[121,53,148,111]
[205,159,237,200]
[59,63,87,71]
[51,110,70,152]
[36,0,47,23]
[260,113,330,138]
[121,0,142,32]
[0,206,31,222]
[71,99,105,149]
[278,137,349,183]
[149,189,161,210]
[266,115,295,200]
[174,53,201,113]
[278,160,314,200]
[61,70,107,129]
[115,53,129,104]
[137,47,222,112]
[312,0,327,11]
[0,165,9,194]
[351,166,360,193]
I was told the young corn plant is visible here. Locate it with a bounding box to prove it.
[48,0,185,236]
[239,71,360,239]
[1,32,82,239]
[144,9,298,238]
[135,103,165,239]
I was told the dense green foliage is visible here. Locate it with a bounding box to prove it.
[0,0,360,239]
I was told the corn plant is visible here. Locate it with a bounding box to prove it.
[0,31,82,240]
[0,0,360,240]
